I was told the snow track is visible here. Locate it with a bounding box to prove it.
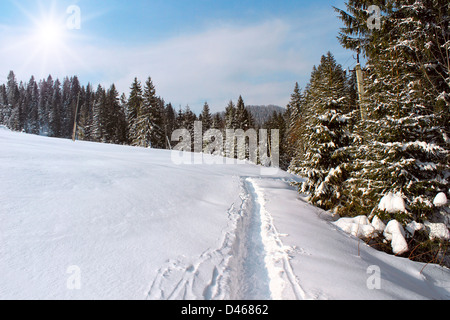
[146,202,240,300]
[146,177,307,300]
[242,178,307,300]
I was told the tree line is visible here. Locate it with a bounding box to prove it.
[0,73,257,150]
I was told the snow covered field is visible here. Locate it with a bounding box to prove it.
[1,127,449,300]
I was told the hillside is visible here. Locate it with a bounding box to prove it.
[246,105,286,126]
[0,128,449,300]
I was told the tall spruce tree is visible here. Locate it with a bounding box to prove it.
[77,84,94,141]
[0,84,7,125]
[335,0,450,223]
[234,95,254,130]
[133,77,163,148]
[92,85,106,142]
[127,78,143,145]
[5,71,19,129]
[200,102,213,133]
[114,90,128,145]
[225,100,236,129]
[284,82,305,162]
[290,52,354,211]
[164,103,176,149]
[61,77,72,138]
[38,75,54,135]
[49,79,62,137]
[150,97,166,149]
[27,76,39,135]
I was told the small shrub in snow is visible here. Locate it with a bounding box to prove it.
[384,220,409,255]
[405,221,425,237]
[333,216,376,239]
[424,221,450,241]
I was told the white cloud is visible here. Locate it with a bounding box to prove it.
[89,19,311,111]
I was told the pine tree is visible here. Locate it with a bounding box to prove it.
[5,71,19,129]
[164,103,176,149]
[264,110,289,169]
[133,77,164,148]
[225,100,236,129]
[102,84,117,143]
[182,105,197,134]
[27,78,39,135]
[77,84,94,141]
[234,95,254,130]
[284,82,305,162]
[69,76,82,139]
[38,75,54,135]
[336,0,450,223]
[200,102,213,132]
[92,85,106,142]
[212,113,224,129]
[61,77,72,138]
[116,92,129,144]
[290,52,353,211]
[49,79,62,137]
[232,95,256,160]
[127,78,143,144]
[0,84,7,125]
[150,97,166,149]
[176,107,185,129]
[10,82,25,132]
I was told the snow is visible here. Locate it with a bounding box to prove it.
[424,222,450,241]
[406,221,425,236]
[379,192,407,213]
[384,221,409,255]
[372,216,386,234]
[434,192,448,207]
[1,129,450,300]
[333,216,376,239]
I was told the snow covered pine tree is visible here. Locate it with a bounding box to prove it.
[289,52,356,211]
[335,0,449,260]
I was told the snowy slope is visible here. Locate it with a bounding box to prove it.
[0,128,449,300]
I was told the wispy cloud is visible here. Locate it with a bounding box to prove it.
[81,19,312,111]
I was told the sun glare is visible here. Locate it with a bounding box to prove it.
[5,0,88,80]
[35,20,65,48]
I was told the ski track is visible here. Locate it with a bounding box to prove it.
[245,178,308,300]
[145,177,307,300]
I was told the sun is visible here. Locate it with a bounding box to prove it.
[35,20,65,49]
[7,0,91,78]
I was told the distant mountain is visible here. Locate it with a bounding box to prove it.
[246,105,285,126]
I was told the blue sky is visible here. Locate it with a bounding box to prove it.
[0,0,354,113]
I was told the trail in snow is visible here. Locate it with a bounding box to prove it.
[244,178,307,300]
[230,178,271,300]
[146,177,307,300]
